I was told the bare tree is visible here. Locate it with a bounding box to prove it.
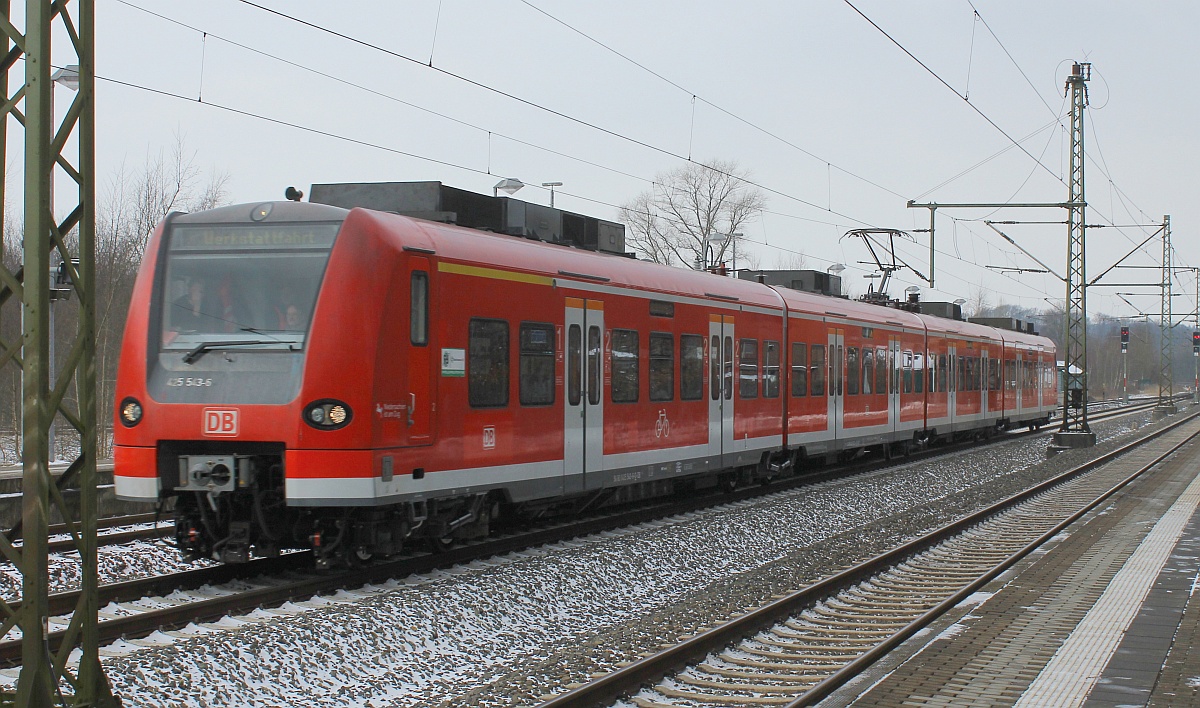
[964,284,993,319]
[618,159,765,268]
[89,137,228,456]
[772,252,808,270]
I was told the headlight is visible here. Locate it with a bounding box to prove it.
[303,400,352,430]
[119,397,143,427]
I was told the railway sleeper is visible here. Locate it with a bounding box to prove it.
[697,662,827,684]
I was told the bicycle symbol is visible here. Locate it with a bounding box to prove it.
[655,409,670,438]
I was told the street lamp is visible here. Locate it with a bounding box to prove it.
[541,181,562,208]
[827,264,846,296]
[47,65,79,463]
[493,178,524,198]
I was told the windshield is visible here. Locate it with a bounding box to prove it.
[159,222,340,352]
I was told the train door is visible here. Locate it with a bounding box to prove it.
[1015,351,1023,413]
[888,337,901,431]
[709,316,734,463]
[405,256,435,446]
[946,345,957,430]
[980,348,989,417]
[828,329,844,441]
[565,298,604,492]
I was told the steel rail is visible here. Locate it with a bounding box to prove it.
[0,398,1169,668]
[537,407,1200,708]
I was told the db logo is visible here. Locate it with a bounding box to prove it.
[202,408,239,437]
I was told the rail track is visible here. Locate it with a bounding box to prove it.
[0,397,1170,667]
[537,406,1200,707]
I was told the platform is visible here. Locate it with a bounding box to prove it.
[823,419,1200,707]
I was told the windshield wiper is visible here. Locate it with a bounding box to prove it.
[183,339,293,365]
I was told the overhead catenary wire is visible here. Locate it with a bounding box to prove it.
[113,1,1154,314]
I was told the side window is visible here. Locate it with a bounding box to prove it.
[680,334,704,401]
[903,350,913,394]
[739,338,759,399]
[914,352,924,393]
[862,348,874,395]
[791,342,807,397]
[519,322,555,406]
[846,347,860,395]
[649,332,674,402]
[957,356,966,392]
[723,336,733,400]
[468,318,509,408]
[587,326,601,405]
[568,324,582,406]
[611,329,639,403]
[710,335,721,401]
[810,344,826,396]
[410,271,428,345]
[763,340,780,398]
[876,347,888,394]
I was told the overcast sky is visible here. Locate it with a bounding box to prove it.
[81,0,1199,321]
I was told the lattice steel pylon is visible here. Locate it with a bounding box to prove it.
[1158,215,1176,413]
[1053,62,1097,448]
[0,1,113,705]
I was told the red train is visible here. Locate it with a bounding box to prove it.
[113,182,1057,565]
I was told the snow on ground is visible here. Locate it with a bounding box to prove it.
[93,413,1153,707]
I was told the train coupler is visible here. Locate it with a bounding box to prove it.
[219,521,251,564]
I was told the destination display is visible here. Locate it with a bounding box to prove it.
[170,223,340,251]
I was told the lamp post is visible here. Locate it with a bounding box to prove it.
[827,263,845,297]
[493,178,524,198]
[47,65,79,463]
[541,181,562,208]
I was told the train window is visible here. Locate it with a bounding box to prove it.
[861,349,874,395]
[468,319,509,408]
[739,339,759,399]
[938,354,948,392]
[988,357,1000,391]
[681,335,704,401]
[763,340,780,398]
[811,344,826,396]
[649,300,675,318]
[519,322,555,406]
[723,336,733,400]
[890,349,898,394]
[711,336,721,401]
[650,332,674,402]
[611,329,639,403]
[876,347,888,394]
[836,345,844,396]
[913,352,924,393]
[846,347,860,396]
[587,326,601,405]
[791,343,807,397]
[410,271,429,346]
[957,356,966,392]
[1006,360,1016,390]
[902,350,913,394]
[568,325,582,406]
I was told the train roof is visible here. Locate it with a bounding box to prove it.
[360,207,787,311]
[197,201,1054,352]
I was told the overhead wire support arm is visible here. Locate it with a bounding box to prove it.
[1086,226,1164,287]
[982,221,1065,281]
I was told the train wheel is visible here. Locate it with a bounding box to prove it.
[351,545,374,565]
[430,534,456,552]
